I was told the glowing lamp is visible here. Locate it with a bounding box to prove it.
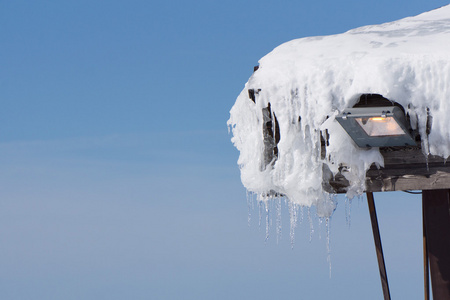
[336,106,416,147]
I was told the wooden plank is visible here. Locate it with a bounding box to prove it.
[376,146,445,165]
[366,169,450,192]
[325,147,450,193]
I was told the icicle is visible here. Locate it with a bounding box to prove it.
[246,191,252,226]
[276,198,282,244]
[258,200,263,229]
[345,197,352,228]
[356,194,363,207]
[308,207,314,242]
[318,217,323,240]
[265,201,270,243]
[288,201,299,249]
[299,205,304,225]
[326,217,332,278]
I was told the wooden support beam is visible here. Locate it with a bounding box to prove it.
[366,192,391,300]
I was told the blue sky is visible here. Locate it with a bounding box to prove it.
[1,1,447,299]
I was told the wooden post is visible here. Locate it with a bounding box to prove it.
[367,192,391,300]
[423,199,430,300]
[422,189,450,300]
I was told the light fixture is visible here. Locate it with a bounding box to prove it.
[336,106,417,147]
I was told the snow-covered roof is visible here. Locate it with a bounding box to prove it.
[228,5,450,217]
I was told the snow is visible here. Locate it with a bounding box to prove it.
[228,5,450,217]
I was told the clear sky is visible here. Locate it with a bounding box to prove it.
[0,1,447,299]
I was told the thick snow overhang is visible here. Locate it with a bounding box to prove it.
[228,5,450,214]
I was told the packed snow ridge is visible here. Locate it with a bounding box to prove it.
[228,5,450,217]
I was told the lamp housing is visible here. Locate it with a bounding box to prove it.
[336,106,417,148]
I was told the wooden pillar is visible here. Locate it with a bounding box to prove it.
[422,189,450,300]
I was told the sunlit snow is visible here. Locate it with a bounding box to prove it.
[228,5,450,218]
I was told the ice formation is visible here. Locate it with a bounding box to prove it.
[228,5,450,217]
